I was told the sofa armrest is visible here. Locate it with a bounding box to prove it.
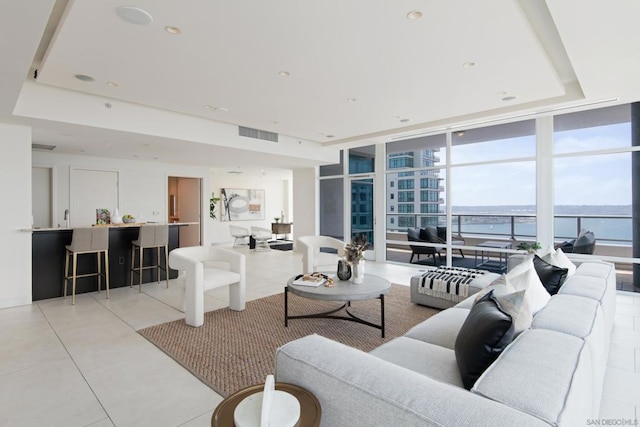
[275,335,546,427]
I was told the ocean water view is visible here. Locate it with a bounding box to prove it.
[450,205,632,244]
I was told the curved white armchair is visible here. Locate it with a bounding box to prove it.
[297,235,345,274]
[251,226,272,251]
[169,246,246,327]
[229,225,250,246]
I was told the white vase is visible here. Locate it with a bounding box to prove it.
[352,260,365,284]
[111,208,123,224]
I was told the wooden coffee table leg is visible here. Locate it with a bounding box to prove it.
[380,294,385,338]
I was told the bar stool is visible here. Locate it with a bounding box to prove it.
[64,227,110,305]
[130,224,169,292]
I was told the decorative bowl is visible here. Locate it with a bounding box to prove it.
[123,216,136,223]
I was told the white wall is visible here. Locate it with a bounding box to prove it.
[32,150,211,240]
[0,124,33,308]
[209,171,293,244]
[292,167,318,243]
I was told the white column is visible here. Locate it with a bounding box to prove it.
[0,123,32,308]
[536,116,555,250]
[292,167,318,243]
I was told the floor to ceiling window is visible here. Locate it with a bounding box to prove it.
[385,134,446,263]
[319,151,345,241]
[553,104,634,291]
[320,102,639,291]
[349,146,375,249]
[450,120,537,242]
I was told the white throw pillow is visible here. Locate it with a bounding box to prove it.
[546,248,577,278]
[506,258,551,315]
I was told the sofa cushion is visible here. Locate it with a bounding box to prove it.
[533,255,568,295]
[404,307,470,349]
[370,337,463,387]
[455,291,521,390]
[472,329,592,426]
[532,294,599,339]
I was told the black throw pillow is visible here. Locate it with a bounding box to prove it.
[455,291,515,390]
[533,255,569,295]
[419,228,433,242]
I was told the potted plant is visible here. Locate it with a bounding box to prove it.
[209,192,221,220]
[517,241,541,254]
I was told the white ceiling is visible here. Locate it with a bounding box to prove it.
[3,0,640,168]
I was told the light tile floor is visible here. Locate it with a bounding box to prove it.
[0,247,638,426]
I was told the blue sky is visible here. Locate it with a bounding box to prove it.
[448,123,632,206]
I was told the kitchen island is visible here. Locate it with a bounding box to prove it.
[31,223,191,301]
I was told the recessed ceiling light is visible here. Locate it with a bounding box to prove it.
[106,81,118,87]
[116,6,153,25]
[165,25,181,34]
[228,170,243,174]
[497,91,508,96]
[463,61,476,68]
[456,131,465,137]
[502,96,518,102]
[326,134,335,138]
[407,10,423,20]
[271,121,278,124]
[75,74,94,82]
[203,104,214,109]
[278,70,290,77]
[347,98,357,102]
[213,107,229,112]
[400,118,410,123]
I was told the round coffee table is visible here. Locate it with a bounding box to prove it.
[285,274,391,337]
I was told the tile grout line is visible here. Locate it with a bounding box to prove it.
[34,301,115,427]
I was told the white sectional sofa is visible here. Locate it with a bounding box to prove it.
[275,257,616,426]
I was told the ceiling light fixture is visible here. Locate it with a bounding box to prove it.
[325,134,335,138]
[400,118,410,123]
[213,107,229,112]
[501,96,518,102]
[407,10,423,20]
[164,25,181,34]
[116,6,153,25]
[347,98,357,102]
[278,71,290,77]
[463,61,476,68]
[203,104,214,109]
[106,81,118,87]
[74,74,94,82]
[456,131,465,137]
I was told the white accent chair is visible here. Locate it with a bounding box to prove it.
[297,235,345,274]
[251,226,272,251]
[229,225,250,246]
[169,246,246,327]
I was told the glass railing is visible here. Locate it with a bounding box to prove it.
[386,213,632,245]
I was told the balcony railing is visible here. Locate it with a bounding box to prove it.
[386,213,632,244]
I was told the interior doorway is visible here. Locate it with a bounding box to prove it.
[168,176,202,247]
[32,166,54,228]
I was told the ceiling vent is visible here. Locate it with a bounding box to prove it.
[239,126,278,142]
[32,143,56,151]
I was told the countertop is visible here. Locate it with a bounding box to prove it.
[23,222,197,232]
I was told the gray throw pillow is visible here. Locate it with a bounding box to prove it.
[455,289,530,390]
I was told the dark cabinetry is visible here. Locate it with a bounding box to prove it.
[32,225,184,301]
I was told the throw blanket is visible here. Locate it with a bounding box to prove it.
[417,267,488,303]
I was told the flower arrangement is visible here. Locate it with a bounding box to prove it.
[344,234,368,265]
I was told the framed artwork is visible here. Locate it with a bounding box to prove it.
[221,188,265,221]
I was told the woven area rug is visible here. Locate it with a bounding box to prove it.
[139,284,438,397]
